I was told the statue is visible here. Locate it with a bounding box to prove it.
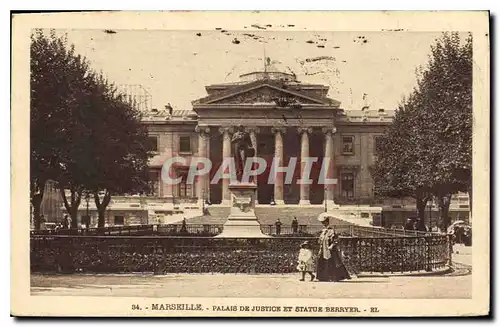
[216,125,267,238]
[231,125,255,183]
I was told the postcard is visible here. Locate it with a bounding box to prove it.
[11,10,490,317]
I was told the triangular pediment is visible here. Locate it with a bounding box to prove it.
[195,81,337,106]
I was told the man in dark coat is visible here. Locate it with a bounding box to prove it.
[291,217,299,234]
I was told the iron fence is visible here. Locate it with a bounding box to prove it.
[30,233,451,275]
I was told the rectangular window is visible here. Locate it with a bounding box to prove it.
[179,136,191,153]
[176,170,193,197]
[342,136,354,155]
[147,136,158,152]
[177,180,193,197]
[148,171,159,196]
[179,181,187,197]
[374,136,383,155]
[341,173,355,199]
[114,215,124,225]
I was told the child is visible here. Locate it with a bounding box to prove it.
[297,241,315,281]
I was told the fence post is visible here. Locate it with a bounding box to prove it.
[447,234,453,266]
[425,237,432,272]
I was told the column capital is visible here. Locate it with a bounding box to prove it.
[271,126,287,135]
[195,125,210,135]
[244,126,261,134]
[321,126,337,135]
[218,126,234,135]
[297,127,313,134]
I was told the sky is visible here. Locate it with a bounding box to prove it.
[58,29,447,112]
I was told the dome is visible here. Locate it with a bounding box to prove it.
[224,57,298,83]
[240,57,297,83]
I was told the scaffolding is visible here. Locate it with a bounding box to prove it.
[117,84,153,112]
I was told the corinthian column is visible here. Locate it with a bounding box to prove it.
[272,127,286,205]
[219,127,233,205]
[195,126,210,203]
[298,127,313,205]
[322,127,337,207]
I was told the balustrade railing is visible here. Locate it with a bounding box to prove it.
[30,223,441,239]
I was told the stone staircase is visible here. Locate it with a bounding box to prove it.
[184,206,230,224]
[185,205,351,227]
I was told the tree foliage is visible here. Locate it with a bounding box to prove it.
[31,29,94,228]
[82,76,151,227]
[373,32,472,229]
[31,29,152,229]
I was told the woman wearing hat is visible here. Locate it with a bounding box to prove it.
[316,213,350,282]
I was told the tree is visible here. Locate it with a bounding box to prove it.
[31,30,153,228]
[30,29,94,229]
[83,76,152,228]
[417,32,472,228]
[373,93,433,230]
[374,32,472,230]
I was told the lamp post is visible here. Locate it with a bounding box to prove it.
[201,189,206,215]
[428,199,432,230]
[85,191,90,228]
[324,187,328,212]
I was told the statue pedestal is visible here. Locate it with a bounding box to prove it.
[215,183,270,238]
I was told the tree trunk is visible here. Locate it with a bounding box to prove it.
[60,187,82,228]
[468,183,472,220]
[94,190,112,228]
[32,196,42,230]
[416,190,432,231]
[437,193,452,229]
[30,180,46,230]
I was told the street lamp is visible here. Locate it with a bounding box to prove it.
[85,191,90,228]
[324,187,328,212]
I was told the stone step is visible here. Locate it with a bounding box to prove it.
[186,205,351,227]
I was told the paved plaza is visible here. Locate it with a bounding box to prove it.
[30,272,471,299]
[31,268,471,300]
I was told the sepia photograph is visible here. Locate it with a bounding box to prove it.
[11,11,490,317]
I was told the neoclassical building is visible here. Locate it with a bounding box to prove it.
[37,63,470,229]
[146,68,390,208]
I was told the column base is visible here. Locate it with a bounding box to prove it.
[221,199,232,206]
[215,219,271,238]
[299,199,311,205]
[273,200,285,205]
[323,200,340,210]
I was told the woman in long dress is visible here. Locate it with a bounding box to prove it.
[316,213,351,282]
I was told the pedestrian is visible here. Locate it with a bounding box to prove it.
[291,217,298,234]
[275,218,282,235]
[180,217,188,235]
[297,241,315,281]
[412,219,419,231]
[316,212,351,282]
[404,218,413,230]
[62,215,69,229]
[463,226,472,246]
